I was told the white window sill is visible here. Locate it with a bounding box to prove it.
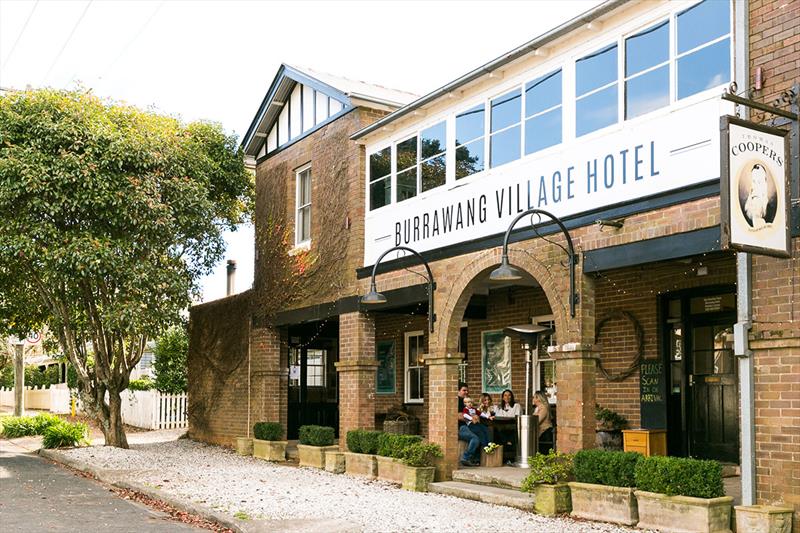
[289,241,311,255]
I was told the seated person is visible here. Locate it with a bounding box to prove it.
[493,389,520,461]
[457,383,490,467]
[533,391,554,454]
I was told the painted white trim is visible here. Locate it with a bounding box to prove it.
[404,330,425,404]
[295,164,312,247]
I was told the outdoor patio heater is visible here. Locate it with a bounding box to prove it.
[502,323,553,468]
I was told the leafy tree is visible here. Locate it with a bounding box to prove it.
[0,89,252,447]
[153,325,188,394]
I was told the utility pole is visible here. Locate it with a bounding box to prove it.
[14,343,24,416]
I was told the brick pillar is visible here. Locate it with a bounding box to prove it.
[552,345,596,452]
[335,312,377,449]
[425,351,463,481]
[249,326,288,438]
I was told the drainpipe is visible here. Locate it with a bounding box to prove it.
[226,260,237,297]
[733,0,756,507]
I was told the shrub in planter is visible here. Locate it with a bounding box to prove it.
[377,433,422,458]
[521,450,574,516]
[399,442,442,492]
[298,425,335,446]
[42,421,89,449]
[252,422,287,462]
[253,422,283,442]
[570,450,642,525]
[346,429,382,454]
[595,405,628,451]
[634,456,732,533]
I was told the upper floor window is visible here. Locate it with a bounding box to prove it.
[525,69,562,154]
[405,331,425,403]
[420,122,446,193]
[490,89,522,168]
[295,166,311,245]
[369,147,391,210]
[677,0,731,100]
[625,20,670,119]
[576,43,618,137]
[455,104,485,180]
[396,135,418,201]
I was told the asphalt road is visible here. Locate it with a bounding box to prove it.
[0,439,198,532]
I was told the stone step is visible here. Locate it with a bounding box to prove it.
[429,481,535,511]
[452,466,528,490]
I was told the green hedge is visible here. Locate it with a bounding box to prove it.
[298,425,335,446]
[399,442,442,467]
[634,455,724,498]
[346,429,383,454]
[253,422,283,441]
[573,449,641,487]
[128,377,154,391]
[521,450,574,491]
[377,433,422,458]
[1,414,63,438]
[42,421,88,449]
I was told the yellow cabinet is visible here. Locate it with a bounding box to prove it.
[622,429,667,456]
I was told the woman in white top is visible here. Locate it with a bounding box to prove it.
[494,389,521,417]
[493,389,520,462]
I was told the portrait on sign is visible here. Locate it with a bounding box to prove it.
[720,116,790,258]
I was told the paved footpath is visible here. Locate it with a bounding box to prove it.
[0,438,198,532]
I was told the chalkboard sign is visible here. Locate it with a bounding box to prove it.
[639,360,667,429]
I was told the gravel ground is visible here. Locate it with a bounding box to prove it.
[62,433,641,533]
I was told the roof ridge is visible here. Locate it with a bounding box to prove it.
[290,64,419,98]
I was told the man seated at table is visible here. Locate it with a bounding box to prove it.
[457,383,490,467]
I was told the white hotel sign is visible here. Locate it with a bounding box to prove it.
[364,98,733,267]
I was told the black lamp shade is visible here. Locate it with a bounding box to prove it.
[489,257,523,281]
[361,284,387,305]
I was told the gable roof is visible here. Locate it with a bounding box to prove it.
[241,64,417,157]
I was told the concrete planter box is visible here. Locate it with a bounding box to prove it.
[534,483,572,516]
[569,482,638,526]
[252,439,288,462]
[235,437,253,456]
[325,451,346,474]
[635,490,733,533]
[734,505,794,533]
[344,452,377,479]
[376,456,405,484]
[402,465,435,492]
[297,444,338,469]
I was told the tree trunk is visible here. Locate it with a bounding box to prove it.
[99,389,129,448]
[13,344,24,416]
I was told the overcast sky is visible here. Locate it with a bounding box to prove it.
[0,0,601,302]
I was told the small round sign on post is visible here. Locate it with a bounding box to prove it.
[25,332,41,344]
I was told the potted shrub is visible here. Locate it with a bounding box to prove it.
[521,450,574,516]
[595,405,628,451]
[480,442,503,468]
[235,435,254,456]
[252,422,287,462]
[296,425,337,468]
[399,442,442,492]
[634,456,733,533]
[344,429,382,478]
[569,449,641,525]
[376,433,422,484]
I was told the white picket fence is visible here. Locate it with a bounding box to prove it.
[0,384,71,414]
[119,389,188,430]
[1,386,186,430]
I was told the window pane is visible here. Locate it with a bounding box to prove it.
[300,205,310,241]
[678,0,730,54]
[456,139,484,179]
[421,121,446,159]
[626,20,669,76]
[491,89,522,133]
[409,368,421,400]
[678,38,730,99]
[421,154,446,192]
[397,136,417,172]
[526,69,562,117]
[370,177,390,210]
[370,147,391,181]
[299,170,311,205]
[397,167,417,202]
[408,337,418,366]
[626,64,669,119]
[576,84,618,136]
[456,104,484,145]
[576,44,618,96]
[490,125,520,168]
[525,107,561,155]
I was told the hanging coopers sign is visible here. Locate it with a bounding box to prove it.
[720,116,791,258]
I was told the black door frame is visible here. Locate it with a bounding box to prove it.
[660,284,737,460]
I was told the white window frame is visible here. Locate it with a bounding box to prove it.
[404,330,425,404]
[295,164,312,247]
[306,348,326,388]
